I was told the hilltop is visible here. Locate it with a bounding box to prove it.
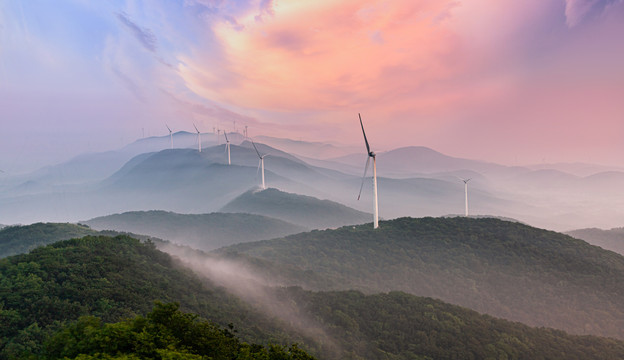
[0,222,98,258]
[84,210,307,251]
[221,188,371,229]
[219,216,624,339]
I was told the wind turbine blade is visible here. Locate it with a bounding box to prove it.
[251,140,262,158]
[359,113,371,154]
[256,160,261,176]
[357,156,371,200]
[224,131,229,143]
[193,123,200,133]
[166,124,172,133]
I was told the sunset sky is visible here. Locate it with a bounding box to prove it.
[1,0,623,172]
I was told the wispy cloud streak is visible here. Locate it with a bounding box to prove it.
[116,11,158,52]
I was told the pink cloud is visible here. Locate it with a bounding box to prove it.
[180,0,463,111]
[174,0,624,165]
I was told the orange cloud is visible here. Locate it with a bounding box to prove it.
[180,0,464,111]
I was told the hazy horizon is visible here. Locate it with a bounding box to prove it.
[1,0,624,174]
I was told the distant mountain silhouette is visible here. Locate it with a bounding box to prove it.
[221,188,371,229]
[566,227,624,256]
[84,210,306,251]
[331,146,506,176]
[254,135,359,159]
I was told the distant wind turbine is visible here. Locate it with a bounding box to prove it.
[357,113,379,229]
[252,140,267,189]
[165,124,173,149]
[461,178,471,217]
[224,131,231,165]
[193,123,202,152]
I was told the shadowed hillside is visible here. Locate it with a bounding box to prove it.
[219,217,624,339]
[84,210,307,251]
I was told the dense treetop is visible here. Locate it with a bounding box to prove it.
[0,235,303,359]
[43,302,315,360]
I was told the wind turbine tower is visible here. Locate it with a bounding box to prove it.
[357,113,379,229]
[461,178,471,217]
[224,131,231,165]
[166,124,173,149]
[252,141,267,189]
[193,123,202,152]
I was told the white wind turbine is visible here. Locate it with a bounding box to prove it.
[165,124,173,149]
[193,123,202,152]
[224,131,231,165]
[252,141,267,189]
[357,113,379,229]
[461,178,471,217]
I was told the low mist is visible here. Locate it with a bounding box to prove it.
[0,136,622,233]
[158,242,342,357]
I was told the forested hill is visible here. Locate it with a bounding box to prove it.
[84,210,307,251]
[3,234,624,359]
[0,235,307,359]
[278,287,624,360]
[43,302,315,360]
[219,216,624,339]
[220,188,371,229]
[0,222,98,258]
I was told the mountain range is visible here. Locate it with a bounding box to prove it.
[1,133,622,231]
[84,210,307,251]
[3,225,624,359]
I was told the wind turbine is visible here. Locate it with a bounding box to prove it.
[461,178,471,217]
[165,124,173,149]
[193,123,202,152]
[224,131,231,165]
[357,113,379,229]
[252,141,267,189]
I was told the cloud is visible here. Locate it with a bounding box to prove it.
[564,0,620,26]
[180,0,463,111]
[162,90,260,125]
[116,12,158,52]
[111,67,146,102]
